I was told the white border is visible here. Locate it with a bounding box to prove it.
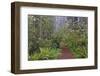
[20,7,95,70]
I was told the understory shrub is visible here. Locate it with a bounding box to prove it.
[29,47,61,60]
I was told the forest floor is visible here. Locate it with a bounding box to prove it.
[58,47,75,59]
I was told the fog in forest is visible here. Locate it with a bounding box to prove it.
[28,15,88,60]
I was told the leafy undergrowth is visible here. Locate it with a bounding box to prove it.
[64,31,88,58]
[29,47,61,60]
[28,15,88,60]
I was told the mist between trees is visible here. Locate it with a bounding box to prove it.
[28,15,88,60]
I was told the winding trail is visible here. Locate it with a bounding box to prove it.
[59,47,75,59]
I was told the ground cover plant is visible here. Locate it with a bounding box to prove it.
[28,15,88,60]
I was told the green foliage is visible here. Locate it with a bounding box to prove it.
[38,39,52,47]
[28,15,88,60]
[52,24,88,58]
[64,31,88,58]
[29,47,61,60]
